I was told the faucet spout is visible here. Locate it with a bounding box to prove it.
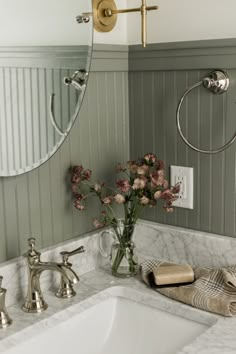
[22,238,80,313]
[35,262,80,284]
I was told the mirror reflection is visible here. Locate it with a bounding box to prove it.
[0,0,93,176]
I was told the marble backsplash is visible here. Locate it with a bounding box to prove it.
[135,220,236,267]
[1,220,236,307]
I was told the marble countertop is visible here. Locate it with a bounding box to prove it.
[0,266,235,354]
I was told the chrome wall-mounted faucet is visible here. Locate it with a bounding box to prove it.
[22,238,80,313]
[56,246,85,299]
[0,276,12,328]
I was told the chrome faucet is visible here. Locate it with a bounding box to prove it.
[0,276,12,328]
[22,238,80,313]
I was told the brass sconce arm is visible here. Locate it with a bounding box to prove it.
[103,1,158,47]
[104,5,158,15]
[80,0,158,48]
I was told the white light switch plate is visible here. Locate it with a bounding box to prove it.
[170,165,194,209]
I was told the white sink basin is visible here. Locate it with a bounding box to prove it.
[4,296,209,354]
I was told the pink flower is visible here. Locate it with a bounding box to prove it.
[72,165,83,175]
[137,165,149,175]
[164,206,174,213]
[74,194,86,210]
[127,161,138,173]
[74,199,85,210]
[160,189,173,200]
[116,179,131,193]
[114,194,126,204]
[132,177,147,190]
[101,196,113,204]
[71,174,81,184]
[161,189,177,201]
[82,169,92,180]
[151,170,164,187]
[75,204,85,211]
[75,194,85,201]
[71,165,83,183]
[115,163,126,173]
[93,218,105,228]
[171,184,180,194]
[139,196,150,205]
[71,183,78,193]
[144,153,157,164]
[163,179,169,189]
[154,190,162,200]
[156,160,165,170]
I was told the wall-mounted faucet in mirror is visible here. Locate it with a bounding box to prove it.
[0,0,93,176]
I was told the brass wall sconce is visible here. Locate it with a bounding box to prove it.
[79,0,158,48]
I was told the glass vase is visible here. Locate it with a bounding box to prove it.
[99,220,138,278]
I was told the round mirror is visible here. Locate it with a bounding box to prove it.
[0,0,93,176]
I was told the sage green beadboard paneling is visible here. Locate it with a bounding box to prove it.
[129,46,236,237]
[1,40,236,262]
[0,46,129,262]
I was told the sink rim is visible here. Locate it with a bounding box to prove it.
[0,282,219,354]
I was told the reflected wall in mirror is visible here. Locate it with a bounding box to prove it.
[0,0,93,176]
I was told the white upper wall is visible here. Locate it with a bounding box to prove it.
[128,0,236,44]
[1,0,235,46]
[0,0,127,46]
[0,0,93,46]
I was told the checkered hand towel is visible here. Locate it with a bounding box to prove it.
[141,260,236,317]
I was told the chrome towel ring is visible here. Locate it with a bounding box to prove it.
[49,70,88,136]
[176,70,236,154]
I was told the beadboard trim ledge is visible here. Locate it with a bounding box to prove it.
[91,44,129,72]
[129,38,236,71]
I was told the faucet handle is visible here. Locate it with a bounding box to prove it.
[60,246,85,264]
[25,237,41,259]
[0,276,13,328]
[28,238,36,251]
[56,246,85,299]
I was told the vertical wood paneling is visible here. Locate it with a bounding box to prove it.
[24,69,34,167]
[0,182,7,261]
[164,71,176,226]
[18,68,27,168]
[198,70,211,232]
[224,69,236,235]
[38,164,54,248]
[16,174,31,254]
[27,169,43,248]
[186,71,201,231]
[0,69,7,172]
[0,66,81,175]
[122,72,130,162]
[129,66,236,238]
[2,178,20,259]
[0,68,129,262]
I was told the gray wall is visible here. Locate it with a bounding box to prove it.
[129,39,236,237]
[1,40,236,263]
[0,45,129,262]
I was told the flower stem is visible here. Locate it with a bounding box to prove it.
[111,247,125,275]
